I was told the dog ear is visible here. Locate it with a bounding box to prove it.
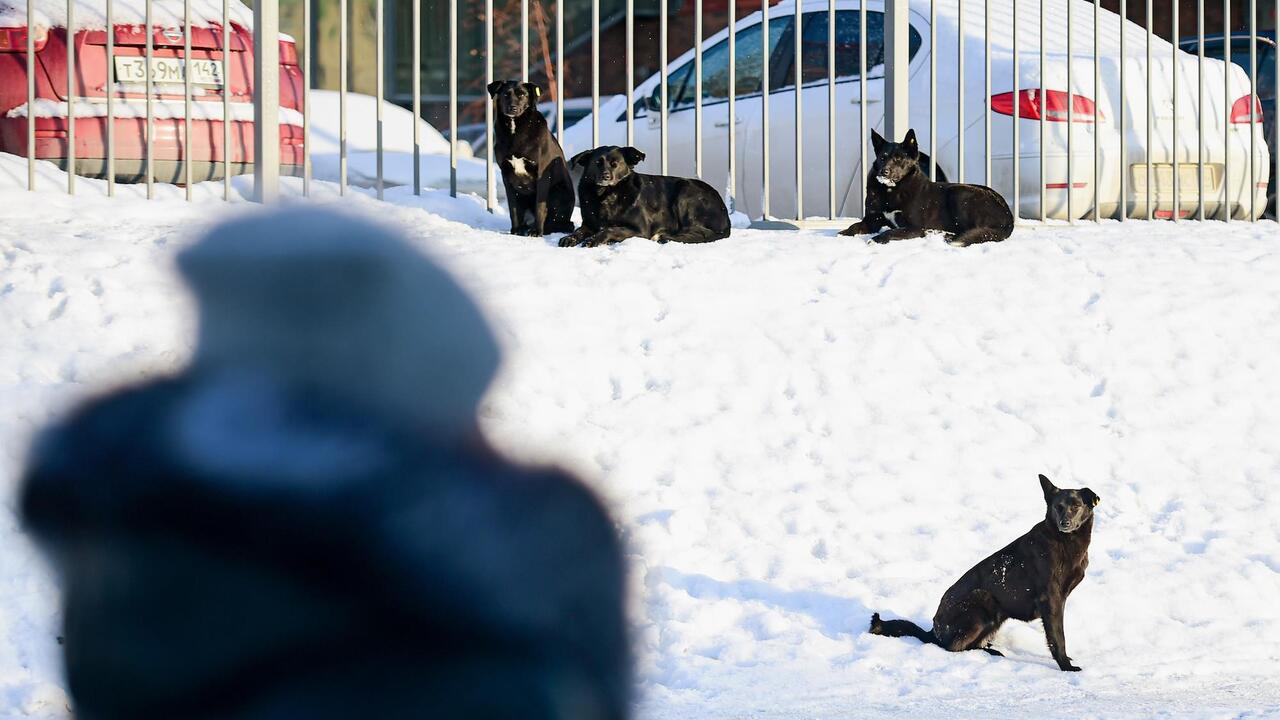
[486,81,504,98]
[568,149,593,168]
[523,82,542,98]
[870,129,886,155]
[1038,474,1058,501]
[621,146,646,167]
[1081,488,1101,508]
[902,128,919,156]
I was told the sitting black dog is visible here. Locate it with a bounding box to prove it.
[869,474,1099,671]
[839,128,1014,246]
[559,146,731,248]
[487,80,575,236]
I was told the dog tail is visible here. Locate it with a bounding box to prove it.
[946,225,1014,247]
[654,226,729,244]
[868,612,941,647]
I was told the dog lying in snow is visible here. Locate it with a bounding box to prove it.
[839,128,1014,247]
[559,146,731,247]
[869,474,1099,671]
[487,80,576,236]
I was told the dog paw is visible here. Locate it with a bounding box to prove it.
[558,235,580,248]
[1059,662,1082,672]
[945,236,968,247]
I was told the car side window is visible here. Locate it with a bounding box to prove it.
[643,17,791,114]
[1229,40,1276,100]
[777,11,923,90]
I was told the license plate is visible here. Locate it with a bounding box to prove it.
[113,56,223,86]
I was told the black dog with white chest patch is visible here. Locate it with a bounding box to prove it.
[869,474,1099,671]
[487,80,575,236]
[839,128,1014,247]
[559,146,731,248]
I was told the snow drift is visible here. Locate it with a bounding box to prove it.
[1,162,1279,718]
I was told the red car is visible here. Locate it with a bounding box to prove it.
[0,13,303,183]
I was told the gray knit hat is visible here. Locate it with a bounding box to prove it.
[177,206,501,441]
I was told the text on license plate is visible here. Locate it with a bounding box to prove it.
[113,57,224,86]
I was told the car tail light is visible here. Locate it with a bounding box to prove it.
[1229,95,1264,124]
[991,89,1100,123]
[278,39,297,66]
[0,26,49,52]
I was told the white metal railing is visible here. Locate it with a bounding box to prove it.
[7,0,1276,225]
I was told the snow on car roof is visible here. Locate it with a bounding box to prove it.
[0,0,255,31]
[768,0,1176,58]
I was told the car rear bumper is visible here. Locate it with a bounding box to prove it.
[0,115,304,183]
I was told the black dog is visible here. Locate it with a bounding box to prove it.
[559,146,730,247]
[487,80,575,236]
[869,474,1099,672]
[839,128,1014,247]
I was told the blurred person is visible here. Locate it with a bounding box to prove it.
[19,208,630,720]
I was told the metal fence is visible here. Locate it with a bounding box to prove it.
[6,0,1275,224]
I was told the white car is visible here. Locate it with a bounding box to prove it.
[565,0,1270,221]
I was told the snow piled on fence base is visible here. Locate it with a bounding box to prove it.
[1,166,1279,719]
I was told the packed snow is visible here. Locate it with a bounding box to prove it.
[2,157,1279,718]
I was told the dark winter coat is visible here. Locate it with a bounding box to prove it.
[21,372,629,720]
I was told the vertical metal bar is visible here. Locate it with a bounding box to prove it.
[1247,0,1256,220]
[522,0,529,80]
[857,0,864,213]
[486,0,495,210]
[184,0,192,200]
[593,0,601,146]
[412,0,420,195]
[222,0,229,199]
[1197,0,1204,220]
[1145,0,1152,220]
[66,0,75,195]
[1119,0,1126,220]
[957,0,963,183]
[339,0,348,194]
[624,0,632,146]
[560,0,568,144]
[727,0,734,202]
[107,0,115,196]
[146,0,153,198]
[1066,0,1072,222]
[1093,0,1099,220]
[1172,0,1179,220]
[375,0,384,200]
[828,0,835,218]
[929,0,936,181]
[885,0,908,140]
[304,0,312,195]
[658,0,666,172]
[450,0,458,195]
[983,0,990,186]
[1011,0,1017,217]
[695,0,703,178]
[762,0,769,216]
[254,0,280,203]
[1038,0,1044,221]
[794,0,802,219]
[25,0,33,191]
[1222,0,1228,221]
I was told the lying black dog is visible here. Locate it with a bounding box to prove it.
[487,80,575,236]
[559,146,731,247]
[839,128,1014,247]
[869,474,1099,671]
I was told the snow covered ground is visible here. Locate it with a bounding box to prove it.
[2,157,1279,718]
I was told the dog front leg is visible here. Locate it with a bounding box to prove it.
[1038,594,1080,671]
[838,217,885,237]
[580,227,636,247]
[559,225,594,248]
[502,177,524,234]
[532,171,551,236]
[870,227,928,244]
